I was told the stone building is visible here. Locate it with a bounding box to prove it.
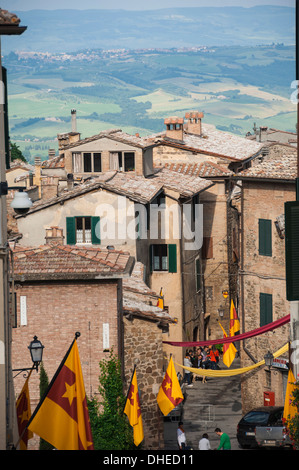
[230,153,297,413]
[11,245,173,450]
[12,167,212,365]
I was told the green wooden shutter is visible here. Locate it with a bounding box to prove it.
[260,293,272,326]
[259,219,272,256]
[66,217,76,245]
[168,244,177,273]
[91,216,101,244]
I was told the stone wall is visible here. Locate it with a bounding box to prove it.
[123,315,165,450]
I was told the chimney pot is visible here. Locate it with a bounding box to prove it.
[164,116,184,141]
[185,111,204,136]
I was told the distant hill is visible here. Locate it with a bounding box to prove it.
[1,6,295,53]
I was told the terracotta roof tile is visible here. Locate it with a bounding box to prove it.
[147,125,264,161]
[237,154,297,181]
[162,161,233,178]
[18,168,213,217]
[12,244,133,279]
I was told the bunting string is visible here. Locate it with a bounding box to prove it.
[163,314,290,347]
[175,343,289,377]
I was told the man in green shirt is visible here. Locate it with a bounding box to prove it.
[215,428,231,450]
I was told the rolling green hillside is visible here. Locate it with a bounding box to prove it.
[3,44,296,163]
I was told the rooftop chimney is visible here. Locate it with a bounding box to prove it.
[71,109,77,133]
[258,126,268,143]
[48,148,56,159]
[164,117,184,142]
[185,111,204,136]
[45,226,64,245]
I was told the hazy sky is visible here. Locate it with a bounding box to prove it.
[0,0,295,10]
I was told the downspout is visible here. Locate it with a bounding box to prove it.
[239,182,257,363]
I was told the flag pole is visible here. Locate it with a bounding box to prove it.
[12,332,81,450]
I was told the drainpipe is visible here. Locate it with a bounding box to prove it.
[239,182,257,363]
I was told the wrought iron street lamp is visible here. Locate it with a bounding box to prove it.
[13,336,44,378]
[218,305,224,318]
[264,350,274,370]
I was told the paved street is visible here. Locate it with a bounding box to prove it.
[164,356,243,450]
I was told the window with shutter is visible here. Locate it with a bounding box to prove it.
[149,244,177,273]
[259,219,272,256]
[260,293,273,326]
[66,216,100,245]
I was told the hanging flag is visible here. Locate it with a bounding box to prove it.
[283,367,297,421]
[27,334,94,450]
[16,370,33,450]
[218,321,237,368]
[229,300,240,336]
[157,356,184,416]
[124,367,144,447]
[157,288,164,309]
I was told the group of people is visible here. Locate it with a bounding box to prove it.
[183,345,220,387]
[177,422,231,450]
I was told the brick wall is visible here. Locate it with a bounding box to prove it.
[240,180,295,413]
[12,279,122,449]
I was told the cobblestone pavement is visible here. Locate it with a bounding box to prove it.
[164,357,244,451]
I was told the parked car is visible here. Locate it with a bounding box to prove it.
[255,422,293,449]
[237,406,285,449]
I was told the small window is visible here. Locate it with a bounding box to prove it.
[259,219,272,256]
[76,216,92,244]
[83,153,92,173]
[124,152,135,172]
[80,152,102,173]
[93,153,102,172]
[153,244,168,271]
[150,244,177,273]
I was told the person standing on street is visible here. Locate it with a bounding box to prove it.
[177,422,186,450]
[214,428,231,450]
[198,433,211,450]
[183,352,193,387]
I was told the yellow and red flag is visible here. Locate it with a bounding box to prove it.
[124,367,144,447]
[157,356,184,416]
[16,371,33,450]
[28,335,94,450]
[283,367,297,421]
[218,321,237,368]
[229,299,240,336]
[157,288,164,309]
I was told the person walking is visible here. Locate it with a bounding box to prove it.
[177,422,186,450]
[198,433,211,450]
[214,428,231,450]
[183,352,193,387]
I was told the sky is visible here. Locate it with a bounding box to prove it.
[0,0,295,10]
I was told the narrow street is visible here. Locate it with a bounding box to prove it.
[164,356,243,450]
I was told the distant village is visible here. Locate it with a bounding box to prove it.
[8,46,214,63]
